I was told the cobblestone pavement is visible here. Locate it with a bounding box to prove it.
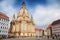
[0,37,36,40]
[0,36,60,40]
[39,36,60,40]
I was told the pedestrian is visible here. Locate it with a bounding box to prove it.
[47,36,49,39]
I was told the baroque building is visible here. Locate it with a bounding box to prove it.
[9,2,36,37]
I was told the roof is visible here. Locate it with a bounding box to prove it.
[52,19,60,25]
[0,12,9,20]
[35,28,43,31]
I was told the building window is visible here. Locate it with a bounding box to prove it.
[1,19,2,20]
[0,30,1,32]
[1,26,2,28]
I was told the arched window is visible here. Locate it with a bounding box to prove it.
[21,21,27,31]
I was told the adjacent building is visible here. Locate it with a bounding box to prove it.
[0,12,9,37]
[46,24,52,37]
[9,2,36,37]
[35,28,44,37]
[51,19,60,36]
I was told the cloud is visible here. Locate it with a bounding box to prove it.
[0,0,60,29]
[47,0,60,6]
[33,5,60,29]
[0,0,17,22]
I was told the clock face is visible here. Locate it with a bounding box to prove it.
[21,21,27,31]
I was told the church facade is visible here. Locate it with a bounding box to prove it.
[9,2,36,37]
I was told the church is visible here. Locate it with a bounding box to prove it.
[8,2,36,37]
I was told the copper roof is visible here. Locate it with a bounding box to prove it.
[0,12,9,20]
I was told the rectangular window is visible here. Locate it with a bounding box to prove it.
[0,30,1,32]
[1,26,2,28]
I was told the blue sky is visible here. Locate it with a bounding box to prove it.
[0,0,60,29]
